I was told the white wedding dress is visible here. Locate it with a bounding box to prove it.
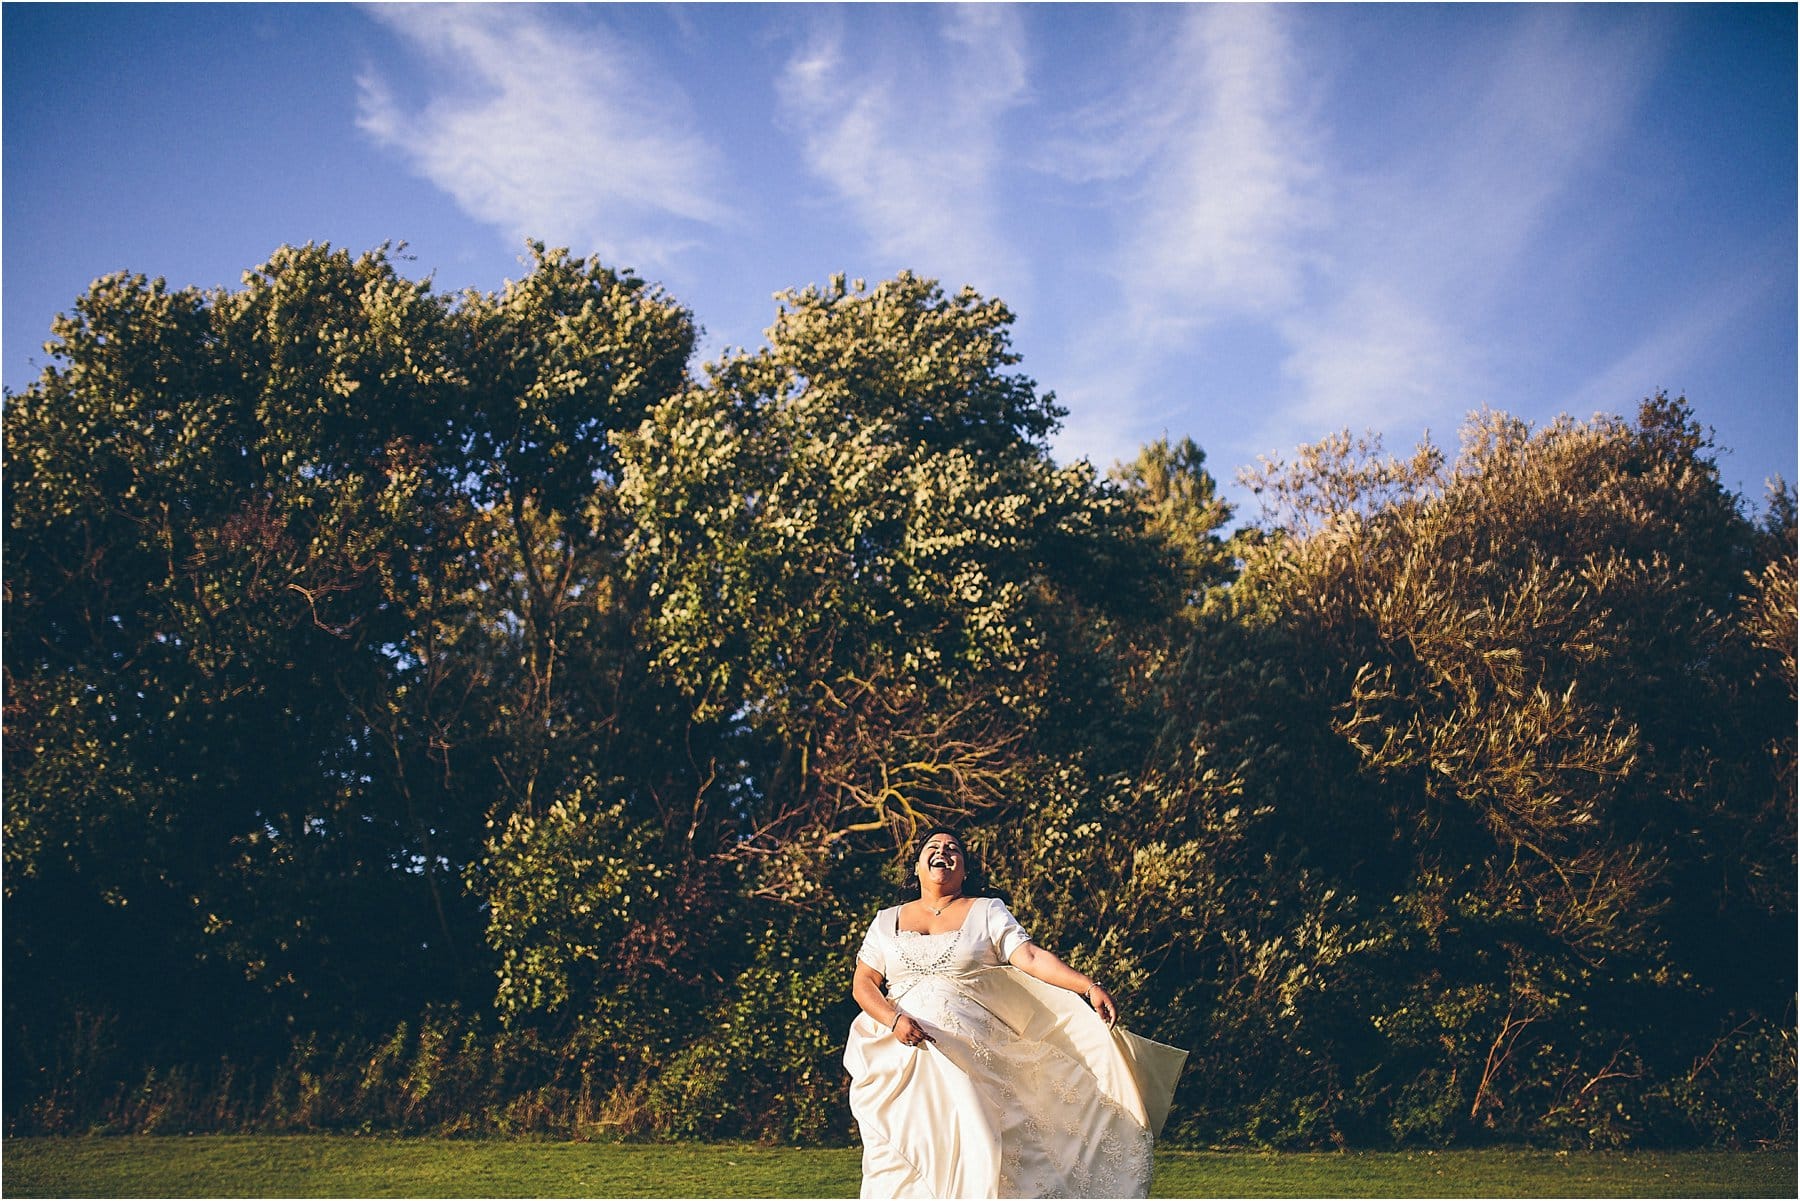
[844,897,1186,1199]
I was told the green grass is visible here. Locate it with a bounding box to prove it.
[1,1137,1792,1198]
[1152,1149,1796,1198]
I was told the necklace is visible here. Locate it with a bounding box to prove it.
[923,894,961,917]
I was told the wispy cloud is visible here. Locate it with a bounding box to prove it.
[775,5,1031,299]
[1046,6,1674,473]
[1046,4,1326,467]
[1262,9,1663,454]
[1274,284,1475,442]
[1323,10,1661,314]
[357,4,728,269]
[1116,5,1327,326]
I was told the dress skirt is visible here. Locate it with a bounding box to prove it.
[844,951,1186,1199]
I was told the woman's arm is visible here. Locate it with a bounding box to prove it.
[853,960,934,1047]
[1009,943,1119,1024]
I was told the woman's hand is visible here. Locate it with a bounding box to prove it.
[1008,943,1121,1025]
[1086,982,1118,1025]
[894,1013,935,1049]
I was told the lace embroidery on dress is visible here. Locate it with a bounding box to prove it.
[893,927,962,977]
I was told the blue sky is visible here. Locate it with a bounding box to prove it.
[5,2,1795,510]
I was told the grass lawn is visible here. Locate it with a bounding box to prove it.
[2,1137,1793,1198]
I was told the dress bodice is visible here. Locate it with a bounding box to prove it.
[857,897,1033,996]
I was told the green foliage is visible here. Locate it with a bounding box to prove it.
[6,244,477,1061]
[4,239,1790,1151]
[1147,397,1798,1147]
[2,240,705,1084]
[482,798,668,1021]
[1110,435,1239,614]
[647,914,862,1143]
[615,271,1146,876]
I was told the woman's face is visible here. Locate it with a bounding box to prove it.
[916,833,967,894]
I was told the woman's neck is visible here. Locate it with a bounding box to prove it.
[919,887,963,911]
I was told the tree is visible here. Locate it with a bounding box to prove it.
[1189,396,1797,1144]
[2,241,705,1085]
[594,272,1169,1137]
[615,272,1144,875]
[1110,435,1237,613]
[4,245,471,1061]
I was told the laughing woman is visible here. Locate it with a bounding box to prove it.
[844,827,1187,1199]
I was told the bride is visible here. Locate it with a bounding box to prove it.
[844,827,1186,1199]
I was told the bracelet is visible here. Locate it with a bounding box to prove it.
[1083,983,1098,1000]
[889,1011,902,1030]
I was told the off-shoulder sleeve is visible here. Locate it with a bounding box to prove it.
[986,897,1034,962]
[856,908,889,977]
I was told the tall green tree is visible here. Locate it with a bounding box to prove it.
[5,245,468,1059]
[2,241,703,1086]
[583,272,1170,1137]
[1111,435,1237,612]
[615,272,1147,876]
